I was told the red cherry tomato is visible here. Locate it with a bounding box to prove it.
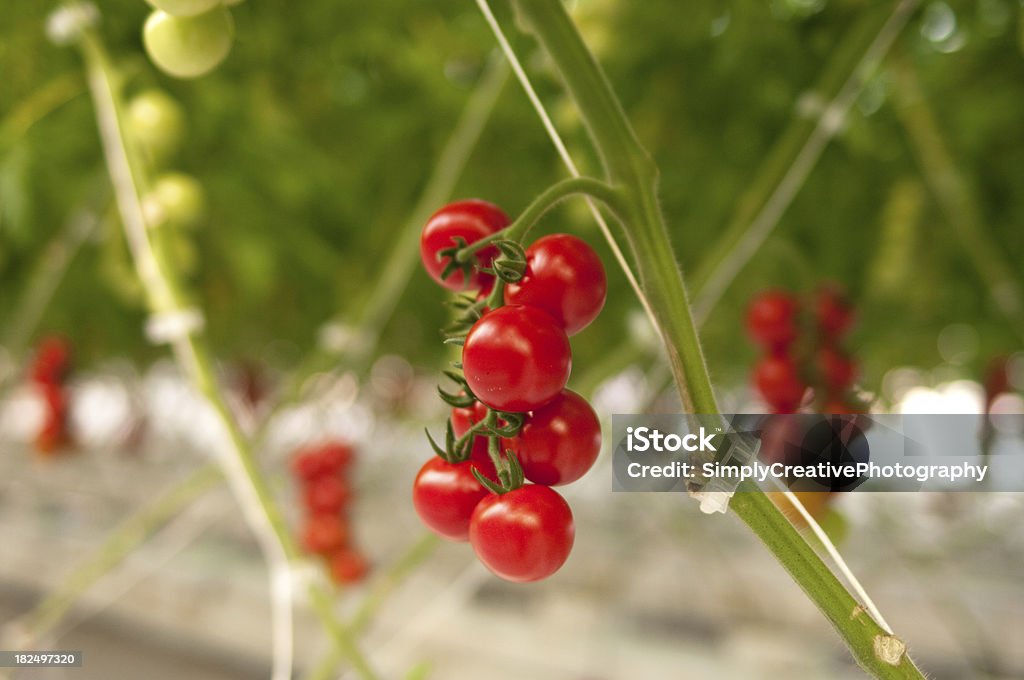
[815,285,855,340]
[502,390,600,486]
[462,305,571,412]
[291,441,353,480]
[746,290,798,351]
[303,475,352,514]
[753,355,806,413]
[420,199,508,291]
[469,485,574,583]
[329,549,369,584]
[301,514,350,555]
[504,234,606,335]
[31,337,72,385]
[412,457,492,541]
[816,346,858,391]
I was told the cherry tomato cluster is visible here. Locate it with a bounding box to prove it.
[291,441,369,585]
[413,199,606,582]
[30,337,74,455]
[142,0,238,79]
[746,285,861,413]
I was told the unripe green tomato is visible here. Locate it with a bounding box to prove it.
[143,7,234,79]
[126,89,184,165]
[144,173,206,228]
[144,0,222,18]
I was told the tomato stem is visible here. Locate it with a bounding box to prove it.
[454,176,626,263]
[507,2,926,677]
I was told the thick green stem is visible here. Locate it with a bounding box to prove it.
[509,2,924,677]
[513,0,712,414]
[456,175,626,261]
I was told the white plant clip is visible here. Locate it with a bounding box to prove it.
[145,307,206,345]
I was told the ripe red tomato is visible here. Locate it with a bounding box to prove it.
[504,234,606,335]
[301,514,350,555]
[753,355,806,413]
[815,285,854,340]
[329,549,369,584]
[502,390,600,486]
[291,442,353,480]
[816,346,858,391]
[746,290,798,351]
[462,305,571,412]
[412,457,492,541]
[303,475,351,514]
[420,200,509,291]
[469,485,574,582]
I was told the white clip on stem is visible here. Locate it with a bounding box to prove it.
[688,418,761,514]
[145,307,205,345]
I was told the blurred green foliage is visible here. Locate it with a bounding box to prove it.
[0,0,1021,391]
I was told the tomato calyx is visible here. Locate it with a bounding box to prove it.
[437,370,477,408]
[426,392,523,465]
[479,240,527,284]
[471,442,525,495]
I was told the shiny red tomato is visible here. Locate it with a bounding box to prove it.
[419,199,508,291]
[469,485,574,582]
[753,355,806,413]
[462,305,571,412]
[504,234,606,335]
[412,457,492,541]
[502,390,600,486]
[746,290,798,351]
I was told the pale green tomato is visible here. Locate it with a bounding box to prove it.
[126,89,184,165]
[144,173,206,228]
[143,7,234,79]
[144,0,222,18]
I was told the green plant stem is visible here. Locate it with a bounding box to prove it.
[512,0,713,415]
[455,175,626,261]
[889,52,1024,343]
[75,24,378,680]
[509,2,924,677]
